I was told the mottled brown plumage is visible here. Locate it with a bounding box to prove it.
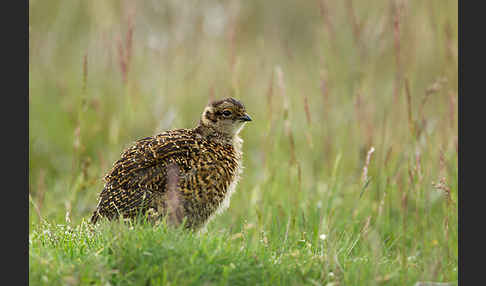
[91,98,252,230]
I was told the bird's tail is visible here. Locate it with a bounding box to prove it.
[90,209,101,224]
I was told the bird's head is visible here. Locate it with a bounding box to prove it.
[200,97,252,138]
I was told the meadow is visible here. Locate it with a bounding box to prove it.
[29,1,458,285]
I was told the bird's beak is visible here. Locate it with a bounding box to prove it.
[239,113,252,122]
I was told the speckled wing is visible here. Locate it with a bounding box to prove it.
[91,130,202,223]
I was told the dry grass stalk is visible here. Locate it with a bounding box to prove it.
[64,199,73,224]
[359,146,375,198]
[118,12,134,84]
[73,125,81,152]
[117,37,127,84]
[345,0,361,46]
[319,69,330,128]
[318,0,335,43]
[82,51,88,94]
[415,149,423,183]
[432,176,452,243]
[439,148,447,177]
[432,177,452,206]
[65,209,72,224]
[288,132,297,165]
[448,91,457,130]
[444,20,456,63]
[361,146,375,184]
[72,124,82,173]
[407,167,414,186]
[303,95,311,125]
[303,94,314,149]
[125,14,134,69]
[425,77,447,96]
[81,157,92,181]
[360,215,372,239]
[392,0,403,102]
[434,148,454,243]
[404,77,414,137]
[418,77,447,123]
[166,163,183,227]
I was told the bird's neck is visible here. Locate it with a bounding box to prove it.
[194,123,234,146]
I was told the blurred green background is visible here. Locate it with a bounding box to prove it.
[29,0,457,282]
[29,0,457,221]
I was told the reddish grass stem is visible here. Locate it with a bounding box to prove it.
[82,51,88,94]
[392,0,402,102]
[166,163,183,227]
[404,78,414,137]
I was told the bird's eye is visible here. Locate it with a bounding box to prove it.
[222,110,232,117]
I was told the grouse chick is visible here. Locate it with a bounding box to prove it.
[90,98,252,230]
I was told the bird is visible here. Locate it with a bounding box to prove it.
[90,97,252,230]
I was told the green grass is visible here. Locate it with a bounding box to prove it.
[29,1,458,285]
[30,220,309,285]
